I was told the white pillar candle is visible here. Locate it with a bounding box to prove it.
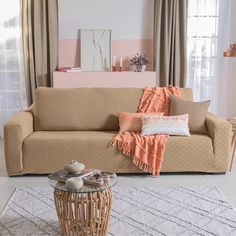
[113,56,116,66]
[120,57,123,67]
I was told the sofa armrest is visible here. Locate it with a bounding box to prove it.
[4,111,34,176]
[205,112,232,171]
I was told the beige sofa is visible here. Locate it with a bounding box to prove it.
[4,87,232,176]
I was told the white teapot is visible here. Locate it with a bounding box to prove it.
[64,160,85,174]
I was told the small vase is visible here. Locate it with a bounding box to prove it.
[131,65,147,72]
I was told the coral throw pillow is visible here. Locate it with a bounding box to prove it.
[141,114,190,136]
[119,112,164,133]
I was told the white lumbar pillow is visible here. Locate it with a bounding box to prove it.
[65,177,84,190]
[64,161,85,174]
[141,114,190,136]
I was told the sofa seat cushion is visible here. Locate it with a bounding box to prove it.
[23,131,141,173]
[162,134,214,172]
[22,131,214,174]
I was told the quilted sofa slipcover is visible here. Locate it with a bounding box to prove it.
[4,87,232,176]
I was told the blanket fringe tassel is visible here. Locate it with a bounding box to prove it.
[111,139,158,176]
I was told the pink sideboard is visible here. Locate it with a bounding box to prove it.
[53,72,156,88]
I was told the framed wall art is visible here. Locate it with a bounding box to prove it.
[80,29,112,71]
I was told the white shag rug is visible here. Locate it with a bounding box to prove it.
[1,186,236,236]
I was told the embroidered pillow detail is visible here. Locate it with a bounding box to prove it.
[141,114,190,136]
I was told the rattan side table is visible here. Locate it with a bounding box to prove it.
[228,118,236,171]
[49,171,117,236]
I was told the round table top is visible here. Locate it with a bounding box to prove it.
[49,170,117,193]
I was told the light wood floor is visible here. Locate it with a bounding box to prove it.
[1,141,236,213]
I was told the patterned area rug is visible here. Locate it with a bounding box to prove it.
[1,186,236,236]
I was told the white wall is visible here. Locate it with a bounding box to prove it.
[59,0,154,40]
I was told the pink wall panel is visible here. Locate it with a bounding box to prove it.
[58,39,154,71]
[58,39,80,68]
[112,39,153,71]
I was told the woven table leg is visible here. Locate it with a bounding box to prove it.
[54,189,112,236]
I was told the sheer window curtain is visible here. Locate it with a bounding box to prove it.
[0,0,27,138]
[187,0,231,115]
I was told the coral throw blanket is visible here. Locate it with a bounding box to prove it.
[111,86,182,176]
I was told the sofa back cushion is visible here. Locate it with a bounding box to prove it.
[33,87,193,131]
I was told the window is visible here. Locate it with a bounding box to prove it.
[187,0,220,111]
[0,0,27,137]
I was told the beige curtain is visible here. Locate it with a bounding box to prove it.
[154,0,188,87]
[20,0,58,105]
